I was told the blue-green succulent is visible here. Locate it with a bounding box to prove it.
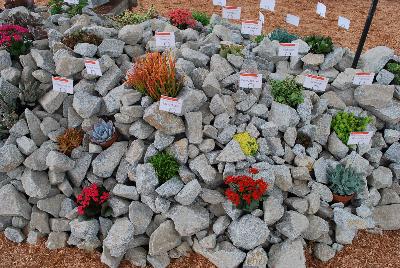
[90,119,115,144]
[327,164,365,196]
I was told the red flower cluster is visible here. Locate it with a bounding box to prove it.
[76,183,110,217]
[0,24,29,46]
[224,168,268,211]
[167,8,196,30]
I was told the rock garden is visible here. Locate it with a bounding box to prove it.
[0,3,400,268]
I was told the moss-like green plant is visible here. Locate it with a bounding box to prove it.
[254,34,265,44]
[111,6,157,28]
[386,62,400,85]
[48,0,63,15]
[269,28,298,43]
[327,164,365,196]
[219,44,244,58]
[67,0,88,18]
[304,35,333,55]
[192,11,210,26]
[270,78,304,108]
[148,151,180,183]
[233,132,259,156]
[331,111,371,145]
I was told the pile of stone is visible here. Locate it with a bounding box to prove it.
[0,5,400,268]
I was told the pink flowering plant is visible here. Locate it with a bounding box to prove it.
[0,24,32,57]
[167,8,196,30]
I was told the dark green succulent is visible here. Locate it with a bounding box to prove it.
[304,35,333,55]
[148,151,180,183]
[269,28,298,43]
[327,164,365,196]
[270,78,304,108]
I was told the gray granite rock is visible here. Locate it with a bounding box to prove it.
[148,220,181,256]
[92,142,128,178]
[168,205,209,236]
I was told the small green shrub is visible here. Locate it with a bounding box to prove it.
[111,6,157,28]
[219,44,244,58]
[327,164,365,196]
[192,11,210,26]
[386,62,400,85]
[254,34,265,44]
[68,0,88,18]
[269,28,298,43]
[270,78,304,108]
[331,111,371,145]
[304,35,334,54]
[48,0,63,15]
[148,151,180,183]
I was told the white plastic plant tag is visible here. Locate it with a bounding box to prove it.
[353,72,375,85]
[241,20,262,36]
[316,2,327,17]
[213,0,226,6]
[260,0,275,12]
[348,132,373,145]
[64,0,79,4]
[52,77,73,94]
[84,59,102,76]
[239,73,262,89]
[222,6,241,20]
[159,95,183,114]
[286,14,300,27]
[278,43,299,56]
[303,74,329,92]
[259,11,265,25]
[338,16,350,30]
[155,32,175,48]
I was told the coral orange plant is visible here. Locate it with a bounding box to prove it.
[57,128,84,156]
[126,52,182,101]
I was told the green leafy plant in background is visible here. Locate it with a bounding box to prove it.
[68,0,88,18]
[304,35,334,54]
[111,5,157,28]
[219,43,244,58]
[48,0,63,15]
[148,151,180,183]
[233,132,259,156]
[192,11,210,26]
[269,28,298,43]
[270,78,304,108]
[327,164,365,196]
[331,111,371,145]
[386,62,400,85]
[254,34,265,44]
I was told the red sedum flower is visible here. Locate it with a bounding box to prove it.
[76,183,110,218]
[167,8,196,30]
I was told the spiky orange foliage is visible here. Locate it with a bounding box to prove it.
[57,128,84,156]
[126,52,182,101]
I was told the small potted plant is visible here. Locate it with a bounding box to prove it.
[89,119,118,149]
[327,164,365,204]
[76,183,110,219]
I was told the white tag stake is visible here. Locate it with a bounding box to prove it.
[222,6,241,20]
[241,20,262,36]
[338,16,350,30]
[316,2,327,17]
[259,11,265,25]
[286,14,300,27]
[353,72,375,85]
[348,132,373,145]
[84,59,102,76]
[159,95,183,115]
[52,77,73,94]
[303,74,329,92]
[212,0,226,6]
[155,32,175,48]
[278,43,299,56]
[260,0,275,12]
[239,73,262,89]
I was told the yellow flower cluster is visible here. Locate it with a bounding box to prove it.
[233,132,259,156]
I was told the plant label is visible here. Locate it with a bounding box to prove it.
[52,76,73,94]
[259,11,265,25]
[348,132,373,145]
[338,16,350,30]
[353,72,375,85]
[241,20,262,36]
[303,74,329,92]
[278,43,299,56]
[159,95,183,114]
[222,6,241,20]
[64,0,79,4]
[286,14,300,27]
[84,59,102,76]
[316,2,326,17]
[212,0,226,6]
[260,0,275,12]
[239,73,263,89]
[155,32,175,48]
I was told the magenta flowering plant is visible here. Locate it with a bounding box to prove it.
[0,24,32,57]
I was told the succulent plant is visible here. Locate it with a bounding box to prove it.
[57,128,84,156]
[327,164,365,196]
[90,119,115,144]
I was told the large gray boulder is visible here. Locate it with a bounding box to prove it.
[354,84,394,109]
[148,220,181,256]
[373,204,400,230]
[92,142,128,178]
[21,169,51,198]
[168,205,209,236]
[143,102,185,135]
[103,217,135,257]
[268,239,306,268]
[0,184,31,220]
[0,144,24,172]
[359,46,394,73]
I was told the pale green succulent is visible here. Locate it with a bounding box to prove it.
[327,164,365,196]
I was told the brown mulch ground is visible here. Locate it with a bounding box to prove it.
[1,230,400,268]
